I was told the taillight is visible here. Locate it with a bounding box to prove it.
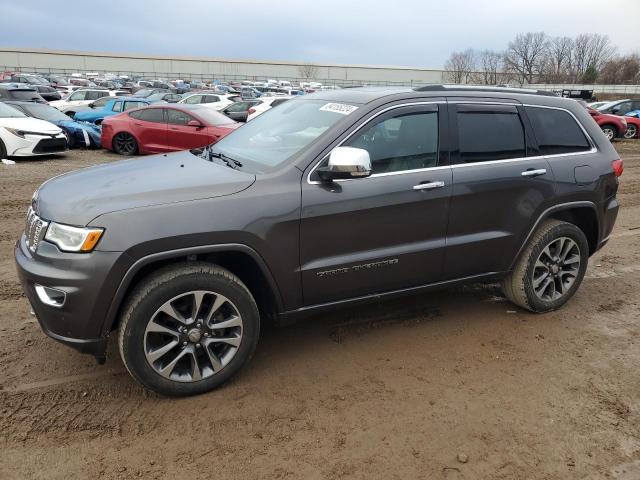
[248,108,256,114]
[612,159,624,177]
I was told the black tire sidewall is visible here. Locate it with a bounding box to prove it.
[0,139,6,159]
[522,223,589,312]
[121,269,260,396]
[114,133,137,155]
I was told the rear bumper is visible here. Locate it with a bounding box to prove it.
[598,196,619,250]
[15,233,125,357]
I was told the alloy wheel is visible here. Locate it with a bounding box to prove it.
[601,127,615,141]
[113,133,136,155]
[144,290,243,382]
[624,124,637,139]
[531,237,581,302]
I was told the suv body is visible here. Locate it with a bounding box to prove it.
[49,89,128,116]
[15,86,621,396]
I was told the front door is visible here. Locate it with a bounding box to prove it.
[166,109,211,151]
[300,103,452,305]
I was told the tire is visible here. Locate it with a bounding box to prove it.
[501,219,589,313]
[0,138,6,159]
[600,124,617,141]
[118,262,260,396]
[624,124,637,139]
[112,132,138,155]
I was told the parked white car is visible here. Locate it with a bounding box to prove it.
[247,96,293,121]
[178,93,235,111]
[49,89,128,116]
[0,103,67,157]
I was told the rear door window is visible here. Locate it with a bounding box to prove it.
[132,108,165,123]
[112,101,123,112]
[456,106,525,162]
[167,109,193,125]
[525,107,591,155]
[183,95,201,104]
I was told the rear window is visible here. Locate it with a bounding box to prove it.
[525,107,591,155]
[457,108,525,162]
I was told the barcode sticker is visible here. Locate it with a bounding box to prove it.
[319,103,358,115]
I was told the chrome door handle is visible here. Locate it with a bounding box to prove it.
[521,169,547,177]
[413,181,445,191]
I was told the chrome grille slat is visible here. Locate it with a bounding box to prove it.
[25,208,48,253]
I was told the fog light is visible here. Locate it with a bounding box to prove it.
[34,284,66,307]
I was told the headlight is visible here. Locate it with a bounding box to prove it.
[5,127,51,138]
[44,222,104,252]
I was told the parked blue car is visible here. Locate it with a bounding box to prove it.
[73,96,150,125]
[625,110,640,118]
[4,100,102,148]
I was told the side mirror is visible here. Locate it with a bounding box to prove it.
[187,120,204,128]
[316,147,372,182]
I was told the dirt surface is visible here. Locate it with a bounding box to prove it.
[1,143,640,480]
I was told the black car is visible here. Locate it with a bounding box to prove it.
[0,74,61,101]
[597,99,640,116]
[0,84,47,103]
[16,86,621,396]
[221,99,261,122]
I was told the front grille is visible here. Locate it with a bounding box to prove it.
[33,138,67,154]
[25,208,48,253]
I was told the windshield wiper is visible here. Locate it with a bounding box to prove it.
[206,148,243,169]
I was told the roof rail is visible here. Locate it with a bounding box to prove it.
[414,85,557,97]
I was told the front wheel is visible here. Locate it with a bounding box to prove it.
[501,219,589,313]
[118,263,260,396]
[624,123,637,139]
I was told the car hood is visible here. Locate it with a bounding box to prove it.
[0,117,61,134]
[35,150,256,226]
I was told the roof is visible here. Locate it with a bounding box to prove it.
[0,83,37,90]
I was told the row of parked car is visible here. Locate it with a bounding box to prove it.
[0,80,296,158]
[585,99,640,140]
[0,71,638,160]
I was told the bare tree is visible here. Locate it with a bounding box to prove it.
[477,50,502,85]
[504,32,548,84]
[599,54,640,84]
[571,33,616,80]
[543,36,574,83]
[298,62,319,80]
[444,49,477,84]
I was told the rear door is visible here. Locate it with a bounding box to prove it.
[166,109,211,151]
[130,108,168,152]
[443,101,556,279]
[300,102,452,305]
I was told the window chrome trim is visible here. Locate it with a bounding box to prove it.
[306,101,442,185]
[306,101,598,185]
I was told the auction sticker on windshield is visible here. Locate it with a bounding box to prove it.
[319,103,358,115]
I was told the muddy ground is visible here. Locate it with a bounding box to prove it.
[1,142,639,480]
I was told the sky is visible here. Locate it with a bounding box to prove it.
[1,0,639,68]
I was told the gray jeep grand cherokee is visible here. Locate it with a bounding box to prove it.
[16,86,622,396]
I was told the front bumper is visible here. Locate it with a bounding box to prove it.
[15,233,125,357]
[7,133,68,156]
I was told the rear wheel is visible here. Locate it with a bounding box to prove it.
[112,132,138,155]
[118,263,260,396]
[501,219,589,313]
[624,123,637,139]
[600,124,617,141]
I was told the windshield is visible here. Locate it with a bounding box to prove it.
[0,103,26,118]
[596,101,620,111]
[208,98,358,173]
[194,108,235,125]
[22,103,69,122]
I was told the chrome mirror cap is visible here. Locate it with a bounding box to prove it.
[317,147,372,181]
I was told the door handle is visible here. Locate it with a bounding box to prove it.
[521,168,547,177]
[413,181,445,191]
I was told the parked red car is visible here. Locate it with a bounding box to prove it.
[586,107,628,141]
[101,104,240,155]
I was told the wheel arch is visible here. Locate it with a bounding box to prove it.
[101,244,284,336]
[510,201,600,270]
